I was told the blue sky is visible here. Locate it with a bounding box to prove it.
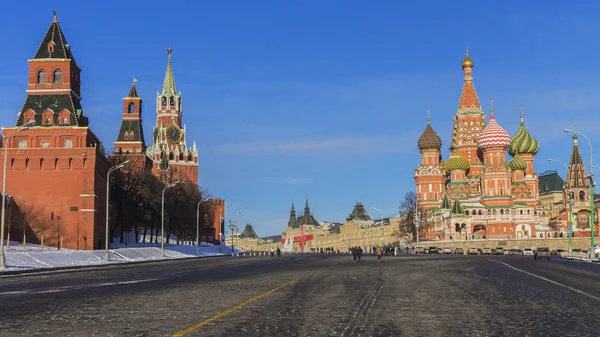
[3,1,600,236]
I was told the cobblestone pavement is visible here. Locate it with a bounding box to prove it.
[0,254,599,337]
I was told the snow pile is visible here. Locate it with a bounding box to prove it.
[0,241,243,272]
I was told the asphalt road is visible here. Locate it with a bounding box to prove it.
[0,254,599,337]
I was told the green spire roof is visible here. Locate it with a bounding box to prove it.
[240,224,259,239]
[508,113,539,155]
[163,48,177,95]
[440,194,451,209]
[451,198,464,215]
[346,202,372,221]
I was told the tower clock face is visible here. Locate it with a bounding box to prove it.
[166,126,182,144]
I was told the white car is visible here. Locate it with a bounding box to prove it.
[593,245,600,258]
[523,248,534,256]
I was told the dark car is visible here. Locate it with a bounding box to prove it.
[534,247,551,260]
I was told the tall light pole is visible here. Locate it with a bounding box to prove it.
[372,207,384,245]
[0,120,34,268]
[219,203,232,253]
[161,181,179,257]
[564,129,595,250]
[549,158,573,251]
[229,210,242,255]
[105,160,129,262]
[414,198,420,244]
[196,196,212,256]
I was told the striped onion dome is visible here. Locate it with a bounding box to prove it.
[477,114,511,149]
[508,153,527,171]
[444,154,470,172]
[508,115,539,155]
[417,119,442,151]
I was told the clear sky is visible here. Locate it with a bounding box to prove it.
[3,1,600,237]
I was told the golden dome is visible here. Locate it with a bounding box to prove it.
[461,50,474,69]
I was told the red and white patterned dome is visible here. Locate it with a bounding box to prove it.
[477,114,511,149]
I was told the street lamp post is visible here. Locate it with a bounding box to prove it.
[229,210,242,256]
[219,203,232,253]
[105,160,129,262]
[161,181,179,257]
[548,158,573,251]
[564,129,596,252]
[0,121,34,268]
[372,207,384,245]
[196,197,212,256]
[414,198,420,244]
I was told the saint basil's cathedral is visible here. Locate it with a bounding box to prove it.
[414,51,551,241]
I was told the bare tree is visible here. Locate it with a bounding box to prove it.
[399,191,418,242]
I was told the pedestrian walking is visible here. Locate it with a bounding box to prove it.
[357,247,363,261]
[276,247,281,257]
[376,245,382,262]
[351,247,357,261]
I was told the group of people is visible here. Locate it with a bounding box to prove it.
[349,245,385,262]
[269,247,281,257]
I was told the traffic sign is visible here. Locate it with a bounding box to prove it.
[568,228,573,233]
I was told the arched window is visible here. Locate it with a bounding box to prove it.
[161,96,167,107]
[188,154,192,161]
[38,70,46,84]
[527,210,530,214]
[128,102,135,113]
[68,158,73,169]
[63,117,68,124]
[465,210,469,216]
[54,158,58,169]
[46,117,51,125]
[169,96,175,106]
[10,159,14,169]
[64,140,73,148]
[40,158,44,169]
[25,159,29,170]
[579,191,585,202]
[83,158,87,168]
[520,210,523,215]
[478,210,482,215]
[169,152,174,161]
[179,153,183,161]
[500,209,504,215]
[41,142,49,148]
[53,69,62,84]
[18,140,27,148]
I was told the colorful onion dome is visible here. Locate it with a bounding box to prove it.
[477,114,511,149]
[417,119,442,151]
[508,154,527,171]
[508,115,539,155]
[461,50,474,69]
[444,154,470,172]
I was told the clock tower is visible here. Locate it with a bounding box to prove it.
[146,49,199,184]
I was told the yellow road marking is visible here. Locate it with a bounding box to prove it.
[171,263,334,337]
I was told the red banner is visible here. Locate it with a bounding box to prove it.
[280,234,314,243]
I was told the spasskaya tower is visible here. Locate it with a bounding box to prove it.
[146,49,198,184]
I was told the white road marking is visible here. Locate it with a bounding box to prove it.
[490,259,600,302]
[0,277,165,296]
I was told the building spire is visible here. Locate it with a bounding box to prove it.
[457,47,481,114]
[427,106,431,124]
[519,104,524,124]
[53,9,57,23]
[128,78,139,98]
[489,96,494,117]
[163,47,177,95]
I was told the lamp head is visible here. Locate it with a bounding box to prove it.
[122,160,130,165]
[564,128,572,133]
[548,158,552,162]
[19,120,35,130]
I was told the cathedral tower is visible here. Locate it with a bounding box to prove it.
[477,100,512,204]
[147,49,199,184]
[414,110,446,209]
[508,107,540,204]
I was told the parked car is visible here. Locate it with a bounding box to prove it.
[593,245,600,258]
[535,247,551,260]
[523,248,534,256]
[495,247,505,255]
[454,247,464,255]
[509,249,520,256]
[468,247,479,255]
[427,246,438,254]
[482,247,492,255]
[442,247,453,254]
[415,246,425,254]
